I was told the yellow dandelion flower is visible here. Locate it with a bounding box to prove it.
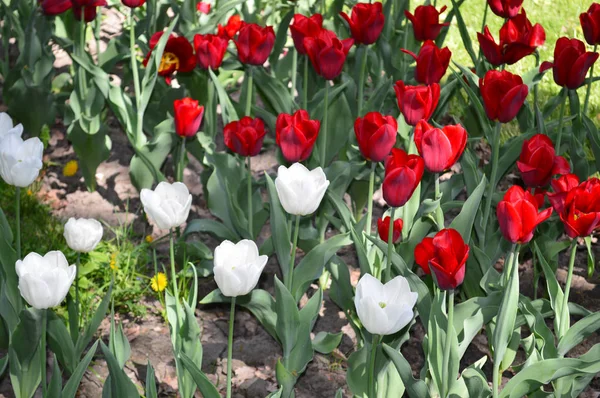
[63,160,79,177]
[145,235,154,244]
[151,272,168,292]
[26,189,32,196]
[109,252,119,270]
[110,260,118,270]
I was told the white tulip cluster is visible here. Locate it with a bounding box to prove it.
[0,112,43,188]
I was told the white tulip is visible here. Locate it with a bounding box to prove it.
[354,274,418,336]
[63,218,104,253]
[140,182,192,230]
[275,163,330,216]
[16,251,76,309]
[0,129,43,188]
[213,240,268,297]
[0,112,23,139]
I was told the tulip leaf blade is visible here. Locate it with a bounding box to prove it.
[450,174,486,244]
[268,8,294,69]
[47,355,62,398]
[62,340,99,398]
[182,219,238,242]
[208,67,239,124]
[533,242,565,334]
[265,173,292,281]
[450,0,478,66]
[100,341,141,398]
[517,296,558,361]
[75,283,112,359]
[557,312,600,357]
[47,309,77,375]
[383,343,430,398]
[179,353,220,398]
[145,361,158,398]
[312,331,343,354]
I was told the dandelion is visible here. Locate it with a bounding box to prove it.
[63,160,78,177]
[151,272,168,292]
[109,252,118,270]
[145,235,154,244]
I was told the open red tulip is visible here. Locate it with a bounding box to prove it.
[497,186,553,244]
[414,120,467,173]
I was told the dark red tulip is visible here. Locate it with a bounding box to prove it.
[174,98,204,138]
[551,178,600,238]
[40,0,72,15]
[382,148,424,208]
[224,117,266,157]
[414,120,467,173]
[304,29,354,80]
[377,216,403,243]
[405,5,450,42]
[340,2,384,45]
[581,3,600,46]
[516,134,570,188]
[122,0,145,7]
[217,15,243,39]
[196,1,210,14]
[497,186,553,244]
[393,81,440,126]
[540,37,599,90]
[488,0,523,19]
[402,41,451,85]
[194,33,229,70]
[479,70,528,123]
[354,112,398,162]
[143,32,196,85]
[235,23,275,65]
[276,110,320,163]
[414,228,469,290]
[72,0,106,22]
[547,173,580,214]
[290,14,323,55]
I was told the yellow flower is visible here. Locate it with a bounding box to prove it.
[63,160,79,177]
[145,235,154,244]
[151,272,168,292]
[109,252,118,270]
[26,189,32,196]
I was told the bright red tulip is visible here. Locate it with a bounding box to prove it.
[122,0,145,7]
[217,15,243,39]
[340,2,384,45]
[194,34,229,70]
[527,187,547,208]
[276,110,320,162]
[143,32,196,85]
[72,0,106,22]
[488,0,523,19]
[479,70,528,123]
[377,216,403,243]
[497,186,553,244]
[290,14,323,55]
[581,3,600,46]
[196,1,211,14]
[354,112,398,162]
[402,41,451,85]
[304,29,354,80]
[40,0,72,15]
[382,148,424,208]
[235,23,276,65]
[224,117,266,157]
[547,173,580,214]
[393,81,440,126]
[414,120,467,173]
[516,134,570,188]
[405,5,450,42]
[551,178,600,238]
[174,98,204,138]
[414,229,469,290]
[540,37,599,90]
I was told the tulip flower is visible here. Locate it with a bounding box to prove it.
[16,251,76,309]
[402,41,451,85]
[143,32,196,85]
[0,130,43,188]
[496,186,553,244]
[354,112,398,162]
[213,240,268,297]
[414,120,467,173]
[516,134,570,188]
[487,0,523,19]
[382,148,424,208]
[377,217,403,244]
[340,2,385,45]
[140,182,192,230]
[71,0,106,22]
[405,5,450,42]
[193,33,229,70]
[217,14,243,39]
[581,3,600,46]
[234,23,276,66]
[0,112,24,139]
[40,0,72,15]
[304,29,354,80]
[290,14,323,55]
[276,110,320,163]
[480,70,528,123]
[223,117,266,157]
[196,1,210,14]
[122,0,145,7]
[547,173,580,213]
[64,218,104,253]
[551,178,600,238]
[393,81,440,126]
[174,98,204,138]
[275,163,330,216]
[540,37,599,90]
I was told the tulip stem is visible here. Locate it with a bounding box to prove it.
[503,244,517,287]
[367,334,380,398]
[441,289,455,398]
[245,68,253,117]
[357,45,368,116]
[291,47,298,100]
[15,187,20,260]
[434,173,444,230]
[129,8,144,150]
[226,298,236,398]
[554,89,568,154]
[476,3,489,65]
[41,308,47,397]
[303,56,309,110]
[320,81,329,168]
[76,252,81,330]
[481,122,502,247]
[246,156,253,239]
[79,9,88,97]
[384,207,396,282]
[177,137,186,182]
[583,45,598,116]
[559,240,577,340]
[365,162,376,238]
[169,230,181,311]
[287,215,301,291]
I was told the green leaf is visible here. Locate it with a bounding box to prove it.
[182,219,238,242]
[558,312,600,357]
[11,308,42,368]
[62,340,99,398]
[100,341,140,398]
[312,331,343,354]
[265,173,291,280]
[47,310,77,374]
[67,123,112,191]
[450,175,486,244]
[533,242,565,335]
[47,355,63,398]
[179,353,220,398]
[383,343,430,398]
[145,361,158,398]
[109,317,131,369]
[449,1,478,68]
[129,127,174,190]
[209,68,238,124]
[75,284,112,358]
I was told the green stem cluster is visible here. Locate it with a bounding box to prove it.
[434,173,444,230]
[364,162,376,238]
[287,215,301,291]
[441,289,455,398]
[245,69,253,117]
[384,208,396,282]
[368,335,380,398]
[583,45,598,116]
[15,187,21,259]
[320,81,329,168]
[481,122,502,246]
[247,157,253,239]
[41,309,47,397]
[303,57,309,110]
[559,240,578,339]
[226,298,236,398]
[554,90,568,154]
[75,252,81,329]
[357,45,368,116]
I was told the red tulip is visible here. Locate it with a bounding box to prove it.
[40,0,72,15]
[382,148,424,208]
[235,23,276,65]
[479,70,528,123]
[143,32,196,85]
[224,117,266,157]
[354,112,398,162]
[414,229,469,290]
[276,110,320,162]
[174,98,204,138]
[402,41,451,85]
[122,0,145,7]
[72,0,106,22]
[497,186,553,244]
[581,3,600,46]
[547,173,580,214]
[377,216,403,243]
[393,81,440,126]
[304,29,354,80]
[487,0,523,19]
[414,120,467,173]
[194,34,229,70]
[527,187,547,208]
[290,14,323,55]
[551,178,600,238]
[540,37,599,90]
[340,2,384,45]
[217,15,243,39]
[196,1,211,14]
[405,5,450,42]
[516,134,570,188]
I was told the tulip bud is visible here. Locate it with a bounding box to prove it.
[393,81,440,126]
[276,110,320,163]
[340,2,385,45]
[551,178,600,238]
[122,0,145,8]
[224,117,266,157]
[174,98,204,138]
[377,216,403,243]
[516,134,570,188]
[196,1,210,14]
[539,37,599,90]
[354,273,417,335]
[234,23,276,65]
[497,186,553,244]
[402,41,451,85]
[40,0,72,15]
[479,70,528,123]
[275,163,330,216]
[143,32,196,85]
[580,3,600,46]
[16,251,76,309]
[71,0,106,22]
[64,218,104,253]
[140,182,192,230]
[405,5,450,42]
[194,33,229,70]
[0,124,43,188]
[487,0,523,19]
[213,240,268,297]
[217,15,243,39]
[304,29,354,80]
[354,112,398,162]
[290,14,323,55]
[382,148,424,208]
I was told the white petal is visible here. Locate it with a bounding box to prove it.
[18,274,52,309]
